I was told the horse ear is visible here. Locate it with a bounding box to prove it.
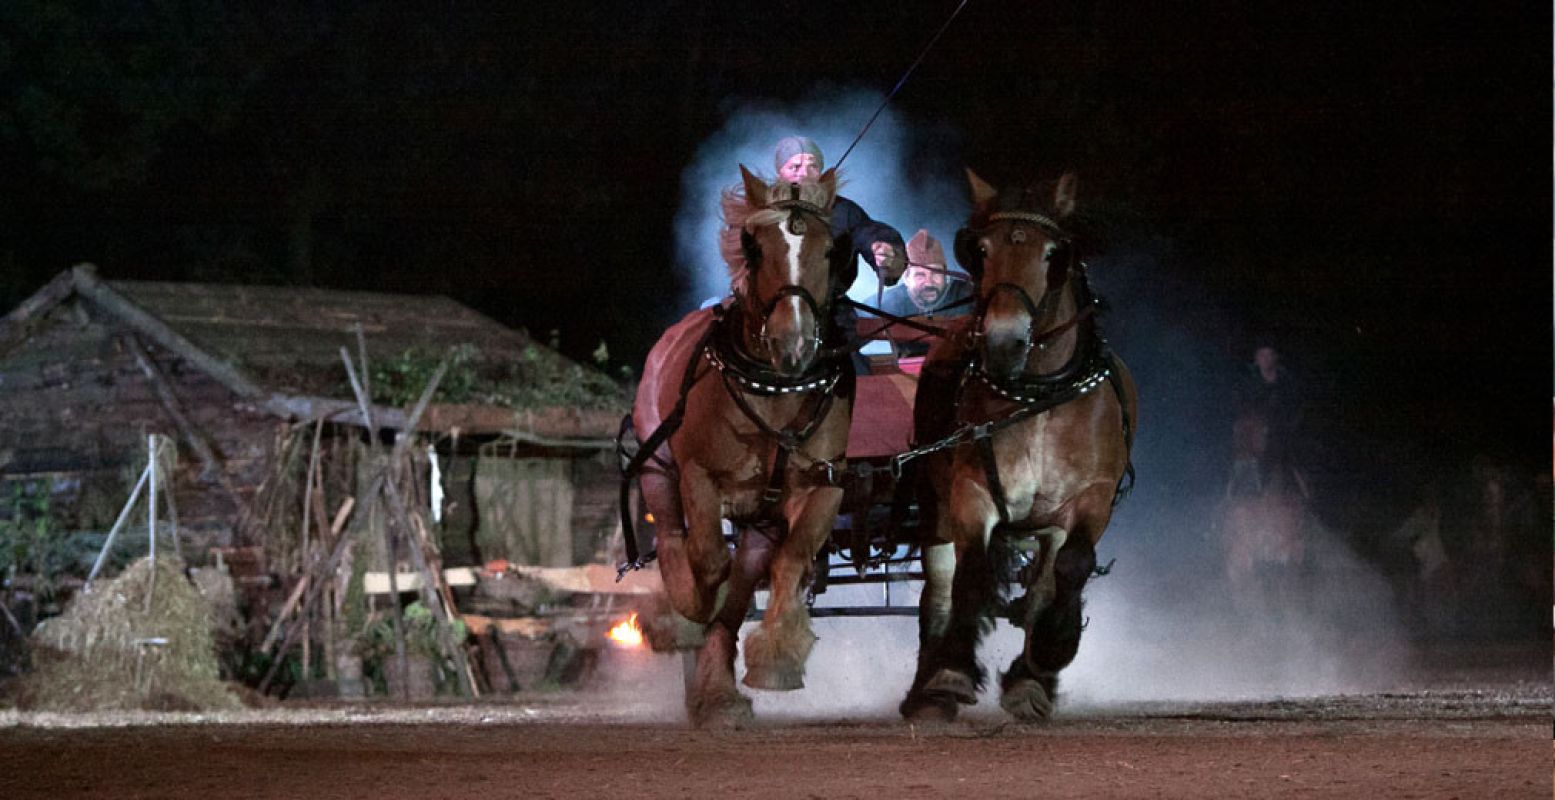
[740,164,768,208]
[1053,172,1078,217]
[817,168,838,207]
[965,168,998,210]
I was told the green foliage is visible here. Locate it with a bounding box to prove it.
[369,343,481,407]
[0,485,134,606]
[364,601,466,660]
[362,600,469,695]
[364,341,627,412]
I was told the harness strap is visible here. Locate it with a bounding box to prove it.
[973,424,1011,525]
[616,315,720,573]
[721,365,839,516]
[1104,350,1137,507]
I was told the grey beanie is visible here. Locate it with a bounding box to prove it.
[773,136,825,172]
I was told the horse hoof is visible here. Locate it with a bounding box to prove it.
[742,664,805,692]
[899,691,959,724]
[922,669,978,705]
[999,678,1055,722]
[689,693,754,730]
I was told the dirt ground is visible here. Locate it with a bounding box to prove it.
[0,642,1548,799]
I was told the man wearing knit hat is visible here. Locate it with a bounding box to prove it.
[773,136,906,284]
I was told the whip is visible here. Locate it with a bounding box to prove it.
[833,0,974,170]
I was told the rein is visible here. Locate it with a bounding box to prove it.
[889,260,1136,525]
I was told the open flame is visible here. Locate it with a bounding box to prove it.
[607,613,643,648]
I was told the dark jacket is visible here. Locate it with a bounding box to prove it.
[830,195,904,372]
[832,195,904,286]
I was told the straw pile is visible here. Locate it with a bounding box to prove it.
[14,556,241,711]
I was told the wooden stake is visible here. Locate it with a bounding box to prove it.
[258,477,378,694]
[260,576,310,652]
[85,463,150,590]
[300,418,324,677]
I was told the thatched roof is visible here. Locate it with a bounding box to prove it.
[0,266,627,440]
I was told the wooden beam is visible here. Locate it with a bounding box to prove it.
[72,264,268,400]
[0,268,77,355]
[460,615,552,638]
[124,333,232,486]
[362,567,477,595]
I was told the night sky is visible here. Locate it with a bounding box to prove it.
[1,2,1549,491]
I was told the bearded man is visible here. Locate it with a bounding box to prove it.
[876,229,973,357]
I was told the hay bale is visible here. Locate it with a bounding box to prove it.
[15,557,241,712]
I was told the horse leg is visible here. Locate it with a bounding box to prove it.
[685,526,772,728]
[902,486,1000,720]
[655,467,731,624]
[743,486,842,691]
[1000,532,1096,722]
[899,540,960,722]
[917,529,998,706]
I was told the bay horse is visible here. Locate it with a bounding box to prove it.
[629,166,854,727]
[899,170,1137,722]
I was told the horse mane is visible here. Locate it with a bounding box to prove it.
[719,175,839,296]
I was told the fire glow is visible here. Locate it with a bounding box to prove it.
[607,613,643,648]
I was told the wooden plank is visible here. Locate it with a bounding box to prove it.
[498,563,663,596]
[363,567,478,595]
[460,615,552,638]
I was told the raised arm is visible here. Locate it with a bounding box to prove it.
[832,196,906,285]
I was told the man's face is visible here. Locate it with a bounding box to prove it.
[779,153,820,184]
[903,264,947,309]
[1254,346,1279,373]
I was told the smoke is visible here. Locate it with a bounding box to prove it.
[673,86,969,311]
[733,240,1407,719]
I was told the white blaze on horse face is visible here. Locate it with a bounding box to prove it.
[983,293,1032,343]
[783,226,805,286]
[759,223,816,373]
[782,225,810,343]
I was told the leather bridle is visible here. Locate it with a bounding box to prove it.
[739,194,838,364]
[968,211,1083,366]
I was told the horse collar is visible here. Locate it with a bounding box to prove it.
[705,310,843,397]
[972,342,1112,407]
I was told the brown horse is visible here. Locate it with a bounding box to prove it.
[1221,410,1309,615]
[900,170,1137,722]
[631,167,854,727]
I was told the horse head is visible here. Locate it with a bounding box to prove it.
[730,164,841,377]
[954,169,1081,381]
